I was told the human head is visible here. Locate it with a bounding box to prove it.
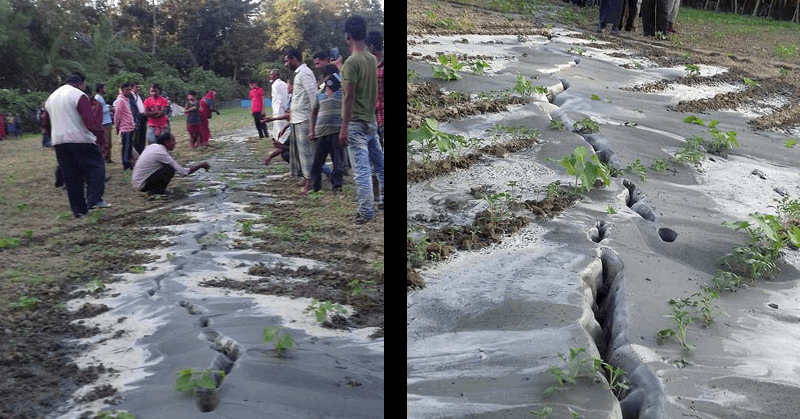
[131,82,140,93]
[312,51,330,70]
[344,15,367,43]
[269,69,281,82]
[283,48,303,71]
[366,31,383,55]
[324,75,341,93]
[155,130,176,150]
[96,83,105,95]
[149,83,161,98]
[249,81,258,89]
[66,72,87,90]
[187,91,196,101]
[120,82,131,96]
[206,90,216,99]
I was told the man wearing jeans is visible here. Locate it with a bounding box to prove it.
[44,72,110,218]
[339,15,384,225]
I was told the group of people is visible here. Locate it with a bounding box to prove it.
[43,74,212,218]
[592,0,681,35]
[252,15,384,225]
[0,112,22,140]
[41,14,381,226]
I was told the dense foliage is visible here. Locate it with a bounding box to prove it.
[0,0,384,130]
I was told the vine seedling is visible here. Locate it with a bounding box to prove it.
[175,368,223,393]
[263,326,295,357]
[306,299,347,323]
[553,146,610,193]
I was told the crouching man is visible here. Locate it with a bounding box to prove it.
[132,131,210,194]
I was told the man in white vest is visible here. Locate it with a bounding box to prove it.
[44,72,110,218]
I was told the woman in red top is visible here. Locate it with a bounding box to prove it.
[198,90,219,147]
[249,82,268,139]
[143,83,170,145]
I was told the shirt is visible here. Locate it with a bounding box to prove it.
[95,93,112,125]
[131,143,190,190]
[341,50,378,123]
[185,99,200,125]
[290,63,317,123]
[144,96,169,127]
[45,83,99,145]
[312,89,342,138]
[113,94,135,133]
[270,78,289,138]
[249,87,264,113]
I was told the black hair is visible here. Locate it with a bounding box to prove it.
[95,83,105,93]
[188,90,196,96]
[121,82,131,89]
[344,16,367,41]
[150,83,161,92]
[155,130,172,145]
[66,72,86,85]
[312,51,329,60]
[366,31,383,52]
[285,48,302,62]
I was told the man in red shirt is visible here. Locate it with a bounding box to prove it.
[249,81,268,139]
[143,83,170,145]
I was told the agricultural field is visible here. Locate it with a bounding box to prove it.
[407,0,800,418]
[0,107,383,418]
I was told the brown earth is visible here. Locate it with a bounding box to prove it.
[0,127,382,417]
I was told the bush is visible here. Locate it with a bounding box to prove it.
[0,88,50,133]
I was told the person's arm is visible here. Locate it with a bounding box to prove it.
[308,103,318,142]
[77,95,101,133]
[339,80,355,146]
[42,109,50,138]
[187,161,210,174]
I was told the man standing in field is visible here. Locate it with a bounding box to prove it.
[113,82,136,170]
[339,16,384,225]
[44,72,110,218]
[249,81,268,139]
[284,47,318,193]
[143,83,170,145]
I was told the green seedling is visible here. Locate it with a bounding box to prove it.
[10,295,39,310]
[606,205,616,215]
[684,115,705,126]
[130,266,146,274]
[743,77,758,87]
[529,406,553,418]
[543,347,592,396]
[306,299,347,323]
[674,136,705,165]
[552,146,610,193]
[590,94,600,101]
[573,117,599,134]
[470,60,491,75]
[513,74,534,96]
[432,54,463,80]
[593,358,630,398]
[407,118,467,162]
[175,368,223,393]
[658,298,697,352]
[93,411,136,419]
[685,63,701,76]
[349,279,377,298]
[549,118,566,130]
[263,326,295,357]
[567,46,586,56]
[650,158,672,172]
[0,237,20,249]
[624,159,647,182]
[785,139,798,149]
[86,279,105,294]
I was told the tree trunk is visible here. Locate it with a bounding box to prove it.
[752,0,761,15]
[794,0,800,22]
[152,0,157,56]
[704,0,712,10]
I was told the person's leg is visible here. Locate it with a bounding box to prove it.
[81,143,107,209]
[289,124,302,178]
[365,122,384,210]
[309,137,330,192]
[121,131,133,170]
[294,120,315,180]
[253,112,265,138]
[54,144,89,217]
[331,134,345,192]
[347,120,375,221]
[141,164,176,194]
[104,124,113,162]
